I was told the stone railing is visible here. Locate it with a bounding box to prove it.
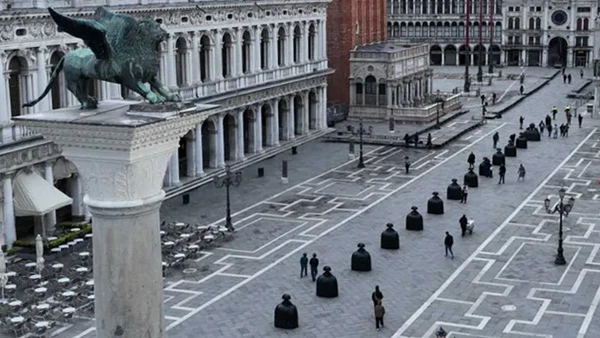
[178,60,328,101]
[0,123,40,146]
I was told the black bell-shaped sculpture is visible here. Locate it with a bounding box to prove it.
[464,168,479,187]
[351,243,372,272]
[524,123,541,141]
[447,178,462,200]
[504,141,517,157]
[427,192,444,214]
[478,157,492,177]
[381,223,400,249]
[516,133,528,149]
[492,149,505,166]
[316,266,339,298]
[406,206,423,231]
[274,294,299,329]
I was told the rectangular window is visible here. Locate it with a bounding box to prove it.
[536,6,542,12]
[577,7,591,13]
[508,6,513,12]
[529,6,534,12]
[515,6,520,12]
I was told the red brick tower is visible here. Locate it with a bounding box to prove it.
[326,0,388,109]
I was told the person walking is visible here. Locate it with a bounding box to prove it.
[309,253,319,282]
[374,300,385,331]
[492,92,497,105]
[552,106,558,120]
[581,69,584,78]
[539,121,545,134]
[578,114,583,128]
[498,163,506,184]
[461,184,468,203]
[444,232,454,259]
[563,74,567,83]
[517,164,526,182]
[371,286,383,307]
[459,214,469,237]
[559,124,565,137]
[404,156,411,174]
[546,114,552,127]
[519,116,524,129]
[467,152,475,169]
[426,133,432,149]
[564,124,569,137]
[566,111,572,126]
[300,253,308,278]
[568,73,572,84]
[492,132,499,149]
[519,85,524,95]
[553,125,558,139]
[480,94,486,105]
[547,123,553,138]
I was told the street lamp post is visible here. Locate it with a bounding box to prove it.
[544,187,576,265]
[464,0,471,92]
[214,165,242,231]
[351,118,371,168]
[476,0,484,82]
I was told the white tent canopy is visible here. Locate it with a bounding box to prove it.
[13,170,72,216]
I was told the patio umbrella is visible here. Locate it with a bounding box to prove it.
[36,234,45,274]
[0,248,7,300]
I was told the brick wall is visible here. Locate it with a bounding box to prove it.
[326,0,387,108]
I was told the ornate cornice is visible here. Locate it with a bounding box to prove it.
[0,138,61,173]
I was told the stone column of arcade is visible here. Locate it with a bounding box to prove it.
[14,102,218,337]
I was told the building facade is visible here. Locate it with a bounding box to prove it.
[327,0,387,110]
[348,43,460,123]
[502,0,598,67]
[0,0,331,247]
[388,0,503,67]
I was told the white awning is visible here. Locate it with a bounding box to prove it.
[53,158,78,181]
[13,171,73,216]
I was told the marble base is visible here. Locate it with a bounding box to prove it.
[127,102,198,119]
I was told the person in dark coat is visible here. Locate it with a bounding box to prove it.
[519,85,524,95]
[559,124,565,137]
[444,231,454,258]
[547,123,553,138]
[564,124,569,137]
[309,253,319,282]
[546,114,552,127]
[371,286,383,307]
[492,132,499,149]
[300,253,308,278]
[403,133,410,147]
[539,121,545,134]
[519,116,524,129]
[459,215,468,237]
[467,152,476,169]
[404,156,411,174]
[581,69,584,78]
[480,94,486,105]
[498,164,506,184]
[552,106,558,120]
[374,301,385,331]
[461,184,468,203]
[568,74,572,84]
[426,133,432,149]
[563,74,567,83]
[492,92,497,105]
[578,114,583,128]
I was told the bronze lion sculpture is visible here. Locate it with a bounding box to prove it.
[24,7,181,110]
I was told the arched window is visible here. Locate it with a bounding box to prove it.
[222,33,233,78]
[355,82,363,105]
[577,18,582,30]
[8,56,27,117]
[508,18,513,30]
[308,24,316,61]
[535,18,541,29]
[49,51,65,109]
[583,18,589,30]
[365,76,377,105]
[529,18,535,30]
[515,18,520,29]
[260,28,270,70]
[277,27,286,67]
[242,31,251,74]
[199,35,211,81]
[175,37,188,86]
[293,26,301,63]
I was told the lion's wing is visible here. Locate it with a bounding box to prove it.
[48,8,112,60]
[92,7,137,53]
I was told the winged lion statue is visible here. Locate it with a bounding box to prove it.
[24,7,181,110]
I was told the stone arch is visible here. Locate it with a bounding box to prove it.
[365,75,377,105]
[387,22,392,38]
[223,113,237,161]
[278,98,289,141]
[243,108,256,155]
[7,54,29,117]
[242,30,252,73]
[308,23,316,61]
[293,25,301,63]
[199,34,212,82]
[548,36,568,67]
[430,45,442,65]
[458,44,471,66]
[277,26,286,67]
[473,44,486,66]
[260,28,270,70]
[444,45,457,65]
[393,22,400,37]
[222,32,233,78]
[175,36,188,86]
[201,118,218,169]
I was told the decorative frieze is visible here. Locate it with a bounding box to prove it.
[0,139,61,173]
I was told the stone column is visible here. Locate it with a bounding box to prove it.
[36,46,51,112]
[216,114,226,167]
[320,86,328,129]
[234,29,243,77]
[214,30,224,80]
[302,92,310,134]
[0,52,9,121]
[2,173,15,248]
[44,161,57,233]
[191,32,201,84]
[319,20,327,60]
[387,85,393,107]
[166,34,177,88]
[236,110,246,160]
[255,106,264,152]
[302,22,310,63]
[288,95,296,139]
[194,123,204,176]
[70,174,84,218]
[349,83,356,105]
[272,100,280,146]
[170,152,180,185]
[186,135,196,177]
[269,35,276,69]
[252,26,261,72]
[285,23,293,66]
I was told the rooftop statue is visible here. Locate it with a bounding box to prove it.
[24,7,181,110]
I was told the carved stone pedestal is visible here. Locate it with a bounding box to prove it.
[14,100,219,338]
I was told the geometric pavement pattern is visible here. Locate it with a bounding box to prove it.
[392,129,600,338]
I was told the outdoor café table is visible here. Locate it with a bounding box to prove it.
[29,274,42,281]
[8,300,22,307]
[34,287,47,294]
[25,262,37,269]
[5,271,16,278]
[10,316,24,323]
[57,277,70,285]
